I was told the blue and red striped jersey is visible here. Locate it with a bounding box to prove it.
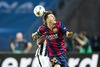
[37,21,68,57]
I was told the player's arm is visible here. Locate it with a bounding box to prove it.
[32,25,45,45]
[32,33,45,45]
[60,22,73,38]
[37,35,45,45]
[32,25,44,39]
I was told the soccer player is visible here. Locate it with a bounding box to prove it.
[32,11,72,67]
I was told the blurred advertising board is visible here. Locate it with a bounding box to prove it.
[0,53,99,67]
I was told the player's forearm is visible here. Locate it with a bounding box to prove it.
[37,36,45,45]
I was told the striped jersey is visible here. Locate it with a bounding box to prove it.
[35,40,47,56]
[37,21,68,57]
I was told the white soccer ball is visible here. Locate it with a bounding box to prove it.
[34,5,45,17]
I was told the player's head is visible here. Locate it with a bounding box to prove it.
[16,32,23,41]
[43,11,56,24]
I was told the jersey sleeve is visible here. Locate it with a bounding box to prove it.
[60,22,68,35]
[37,25,45,36]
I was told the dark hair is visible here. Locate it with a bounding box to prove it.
[43,11,52,24]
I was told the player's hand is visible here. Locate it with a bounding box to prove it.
[32,32,38,39]
[66,31,73,38]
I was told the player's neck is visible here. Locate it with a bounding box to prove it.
[47,24,53,30]
[47,22,55,30]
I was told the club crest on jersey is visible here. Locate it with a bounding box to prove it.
[53,28,58,33]
[51,57,58,63]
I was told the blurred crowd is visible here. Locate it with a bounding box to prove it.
[66,31,100,53]
[10,32,32,54]
[8,31,100,54]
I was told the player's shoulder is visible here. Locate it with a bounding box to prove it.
[56,21,62,26]
[40,24,45,28]
[39,24,46,29]
[56,21,62,24]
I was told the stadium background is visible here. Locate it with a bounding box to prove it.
[0,0,60,51]
[0,0,100,67]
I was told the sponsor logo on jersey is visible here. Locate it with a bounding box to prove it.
[46,34,58,40]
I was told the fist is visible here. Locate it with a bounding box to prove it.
[66,32,73,38]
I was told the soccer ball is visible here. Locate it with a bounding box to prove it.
[34,5,45,17]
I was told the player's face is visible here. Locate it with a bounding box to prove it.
[46,14,56,24]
